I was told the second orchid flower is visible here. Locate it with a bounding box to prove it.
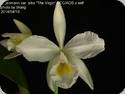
[0,19,32,59]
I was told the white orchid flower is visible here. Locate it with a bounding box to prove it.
[0,86,6,94]
[0,19,32,59]
[16,1,105,91]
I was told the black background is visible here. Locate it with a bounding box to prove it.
[0,0,125,94]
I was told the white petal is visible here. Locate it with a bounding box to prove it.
[7,39,15,51]
[53,1,66,48]
[47,56,57,91]
[48,52,78,90]
[0,38,16,51]
[4,52,21,59]
[2,33,20,38]
[65,31,105,59]
[67,53,94,90]
[13,19,32,35]
[2,33,31,41]
[0,39,8,48]
[16,35,59,62]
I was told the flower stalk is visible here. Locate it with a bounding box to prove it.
[54,86,58,94]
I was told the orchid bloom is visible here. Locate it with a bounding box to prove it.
[16,1,105,91]
[0,87,6,94]
[0,19,32,59]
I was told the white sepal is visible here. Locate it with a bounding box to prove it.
[0,39,8,48]
[53,1,66,48]
[4,52,21,59]
[13,19,32,35]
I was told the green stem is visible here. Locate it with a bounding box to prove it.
[54,86,58,94]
